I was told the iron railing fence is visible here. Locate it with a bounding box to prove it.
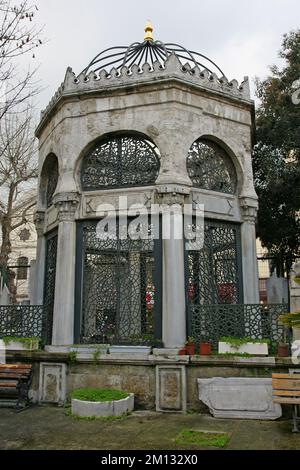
[190,303,289,354]
[0,305,52,345]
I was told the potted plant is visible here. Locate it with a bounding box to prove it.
[71,388,134,418]
[179,347,188,356]
[185,337,196,355]
[277,341,290,358]
[218,337,269,356]
[0,336,40,351]
[199,341,212,356]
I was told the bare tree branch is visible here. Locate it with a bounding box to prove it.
[0,0,43,118]
[0,104,38,268]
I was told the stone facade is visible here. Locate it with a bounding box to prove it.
[34,38,259,348]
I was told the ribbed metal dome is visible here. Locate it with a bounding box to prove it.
[81,23,225,78]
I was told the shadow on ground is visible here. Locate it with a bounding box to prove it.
[0,407,299,450]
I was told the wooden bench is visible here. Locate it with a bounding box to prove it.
[0,364,33,409]
[272,373,300,433]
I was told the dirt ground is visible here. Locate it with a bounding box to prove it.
[0,406,299,450]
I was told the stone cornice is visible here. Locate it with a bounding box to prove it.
[36,53,253,137]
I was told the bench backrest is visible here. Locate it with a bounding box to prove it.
[272,373,300,405]
[0,364,32,380]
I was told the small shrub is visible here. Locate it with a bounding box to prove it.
[67,351,77,365]
[220,337,270,349]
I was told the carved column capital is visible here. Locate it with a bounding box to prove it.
[156,184,191,206]
[53,192,80,222]
[240,197,258,225]
[34,211,45,236]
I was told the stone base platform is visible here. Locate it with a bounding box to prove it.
[3,350,300,414]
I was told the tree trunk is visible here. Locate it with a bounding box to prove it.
[0,214,12,269]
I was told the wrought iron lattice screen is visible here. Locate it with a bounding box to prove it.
[187,139,237,194]
[46,158,59,208]
[190,304,289,353]
[81,135,160,191]
[78,220,161,345]
[43,232,58,343]
[0,305,51,344]
[187,220,243,307]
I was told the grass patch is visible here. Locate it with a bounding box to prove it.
[71,388,129,402]
[175,430,230,448]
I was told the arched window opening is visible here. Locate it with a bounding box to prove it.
[81,135,160,191]
[187,139,237,194]
[40,154,59,209]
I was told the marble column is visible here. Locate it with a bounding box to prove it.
[160,193,187,349]
[33,211,46,305]
[240,197,259,304]
[52,192,80,345]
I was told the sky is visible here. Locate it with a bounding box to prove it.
[29,0,300,112]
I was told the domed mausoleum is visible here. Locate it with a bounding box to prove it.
[34,24,259,350]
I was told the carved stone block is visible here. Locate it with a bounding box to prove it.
[198,377,282,420]
[39,363,67,405]
[156,365,186,412]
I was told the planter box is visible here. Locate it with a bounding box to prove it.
[0,338,40,351]
[71,393,134,418]
[218,341,269,356]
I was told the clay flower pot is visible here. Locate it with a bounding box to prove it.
[277,343,290,357]
[179,348,188,356]
[185,343,196,355]
[199,342,212,356]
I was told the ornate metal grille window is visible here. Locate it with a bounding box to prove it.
[81,135,160,191]
[187,219,243,305]
[43,231,58,343]
[46,157,59,208]
[186,219,243,340]
[187,139,237,194]
[75,219,162,345]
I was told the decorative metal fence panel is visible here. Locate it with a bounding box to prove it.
[0,305,51,344]
[76,219,162,345]
[190,304,289,353]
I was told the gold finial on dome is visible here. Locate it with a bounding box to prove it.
[144,21,153,41]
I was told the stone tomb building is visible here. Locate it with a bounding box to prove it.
[34,25,259,352]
